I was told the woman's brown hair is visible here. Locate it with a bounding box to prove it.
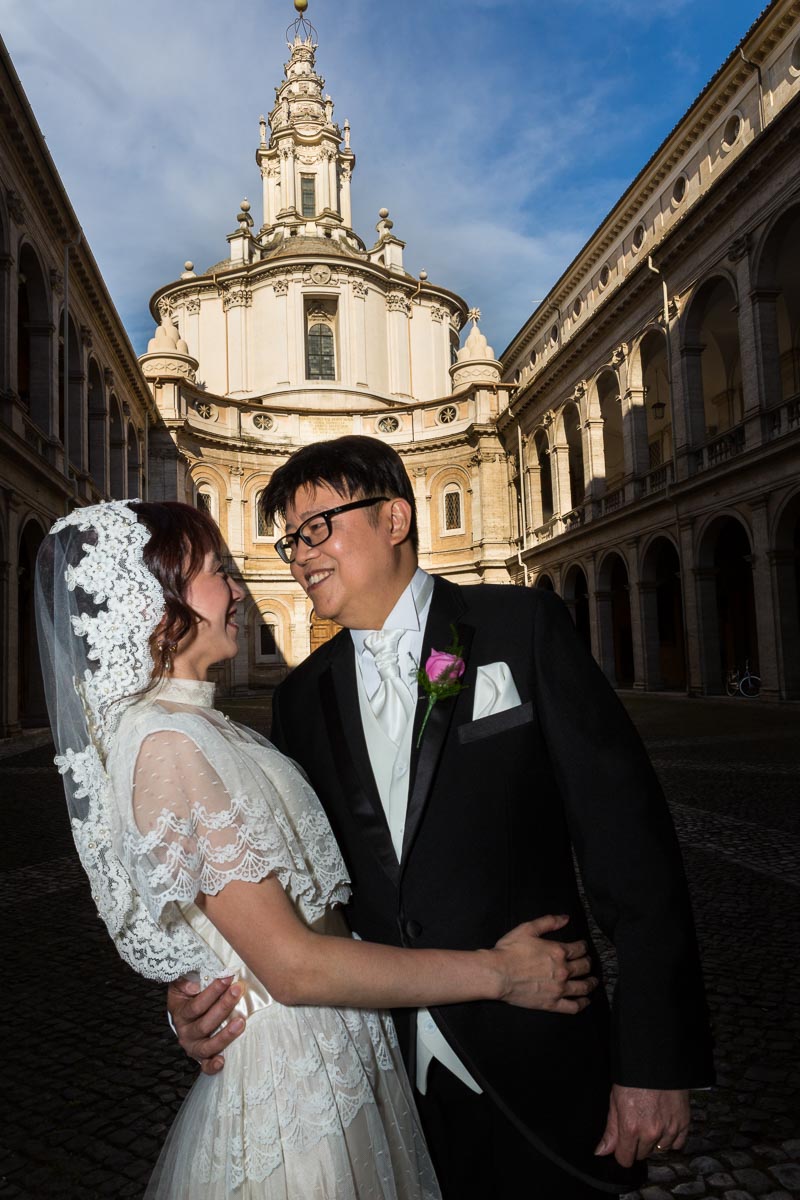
[129,501,223,681]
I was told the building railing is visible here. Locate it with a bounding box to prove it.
[764,393,800,441]
[23,417,57,466]
[603,486,624,514]
[638,460,674,497]
[693,422,746,471]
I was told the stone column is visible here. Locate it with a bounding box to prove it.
[677,344,706,478]
[751,288,783,413]
[582,417,606,511]
[728,238,764,449]
[411,466,431,559]
[593,584,617,686]
[693,566,722,695]
[339,164,353,227]
[638,581,662,690]
[621,386,650,481]
[351,279,368,387]
[772,548,800,699]
[748,497,779,700]
[272,278,290,385]
[224,288,251,395]
[625,540,646,690]
[675,520,702,694]
[584,555,603,667]
[550,443,572,518]
[386,292,411,398]
[326,150,337,213]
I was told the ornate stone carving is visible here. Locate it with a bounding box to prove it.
[437,404,458,425]
[340,165,352,183]
[386,290,411,315]
[140,357,197,383]
[49,268,64,295]
[223,286,252,310]
[194,401,215,420]
[253,413,275,432]
[157,297,174,321]
[351,277,368,298]
[272,277,290,296]
[80,324,93,348]
[430,305,447,323]
[103,368,114,388]
[229,466,244,477]
[377,415,400,434]
[307,264,333,285]
[728,234,750,262]
[6,189,25,224]
[611,344,627,366]
[449,311,463,332]
[185,295,201,315]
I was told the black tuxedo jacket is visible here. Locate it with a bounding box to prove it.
[270,578,713,1193]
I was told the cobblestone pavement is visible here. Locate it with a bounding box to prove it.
[0,693,798,1199]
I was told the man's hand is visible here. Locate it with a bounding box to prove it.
[595,1084,690,1166]
[493,914,597,1013]
[167,976,246,1076]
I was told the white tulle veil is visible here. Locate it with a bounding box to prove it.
[35,500,213,979]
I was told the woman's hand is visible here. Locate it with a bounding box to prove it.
[167,976,246,1075]
[492,914,597,1012]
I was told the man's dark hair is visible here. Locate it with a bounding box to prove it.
[261,435,418,552]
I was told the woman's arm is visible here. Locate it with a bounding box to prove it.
[199,873,595,1011]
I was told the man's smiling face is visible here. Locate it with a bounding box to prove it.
[285,482,409,631]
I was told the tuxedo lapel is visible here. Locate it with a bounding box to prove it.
[402,578,472,865]
[319,637,400,886]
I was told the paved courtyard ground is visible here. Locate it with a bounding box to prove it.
[0,692,798,1199]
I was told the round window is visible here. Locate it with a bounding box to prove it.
[632,223,646,252]
[672,175,687,205]
[550,324,559,345]
[791,38,800,75]
[253,413,274,432]
[437,405,458,425]
[722,113,742,149]
[195,402,214,420]
[572,297,583,319]
[599,265,610,290]
[377,416,400,434]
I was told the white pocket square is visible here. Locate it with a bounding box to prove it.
[472,662,522,721]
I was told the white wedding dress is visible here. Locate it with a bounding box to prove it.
[105,677,440,1200]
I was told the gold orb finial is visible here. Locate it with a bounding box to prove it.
[294,0,308,11]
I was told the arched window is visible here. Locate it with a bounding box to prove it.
[256,613,280,661]
[195,483,218,521]
[442,484,464,534]
[307,322,335,380]
[254,490,274,540]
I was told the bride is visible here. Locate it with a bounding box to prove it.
[36,498,595,1199]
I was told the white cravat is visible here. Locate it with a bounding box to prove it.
[363,628,415,745]
[352,570,482,1098]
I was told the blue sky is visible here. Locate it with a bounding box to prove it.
[2,0,767,359]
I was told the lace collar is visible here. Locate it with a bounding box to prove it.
[153,677,216,708]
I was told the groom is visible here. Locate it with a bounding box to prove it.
[170,435,713,1198]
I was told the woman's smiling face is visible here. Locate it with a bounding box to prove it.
[172,551,245,680]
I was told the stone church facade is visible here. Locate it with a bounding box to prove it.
[142,21,512,692]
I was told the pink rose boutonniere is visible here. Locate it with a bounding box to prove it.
[415,624,467,748]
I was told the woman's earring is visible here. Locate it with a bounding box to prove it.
[159,640,178,674]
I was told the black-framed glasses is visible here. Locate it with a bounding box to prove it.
[274,496,390,564]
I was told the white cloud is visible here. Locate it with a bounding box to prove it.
[1,0,765,355]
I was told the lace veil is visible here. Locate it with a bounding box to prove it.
[35,500,215,979]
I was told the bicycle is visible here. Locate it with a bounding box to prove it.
[725,659,761,698]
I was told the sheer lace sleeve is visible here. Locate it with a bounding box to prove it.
[120,719,341,925]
